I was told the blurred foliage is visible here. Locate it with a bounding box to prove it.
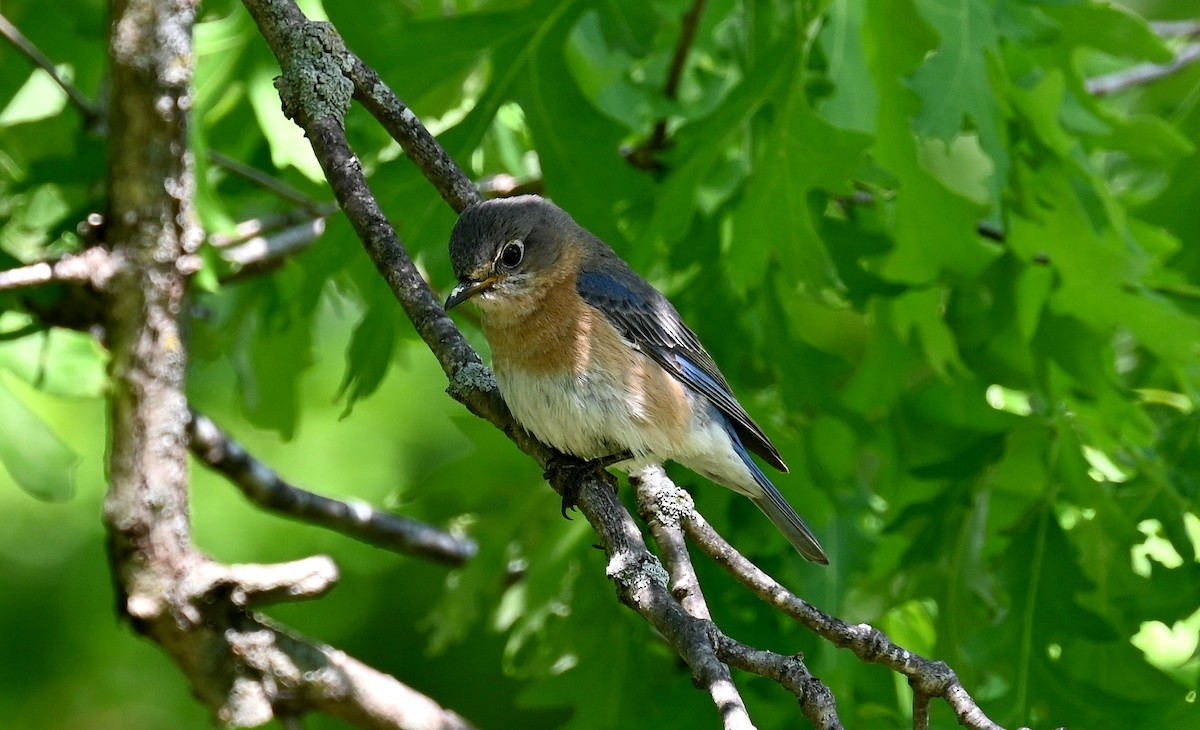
[3,0,1200,728]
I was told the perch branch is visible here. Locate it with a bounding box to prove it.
[188,411,477,566]
[712,634,843,730]
[239,3,787,726]
[632,465,755,730]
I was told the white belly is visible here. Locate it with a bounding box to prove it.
[495,365,762,498]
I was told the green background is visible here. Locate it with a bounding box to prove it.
[2,0,1200,728]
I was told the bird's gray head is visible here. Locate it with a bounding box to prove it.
[445,195,579,310]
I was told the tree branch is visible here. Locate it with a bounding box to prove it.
[632,466,756,730]
[346,59,482,213]
[0,247,120,293]
[101,2,477,727]
[1150,19,1200,39]
[228,613,475,730]
[1087,41,1200,97]
[188,411,477,566]
[212,214,328,279]
[682,511,1006,730]
[711,633,843,730]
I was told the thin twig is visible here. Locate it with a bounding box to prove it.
[346,59,482,213]
[208,150,337,214]
[0,11,101,124]
[477,174,545,199]
[632,466,712,619]
[188,411,477,566]
[215,215,328,280]
[626,0,709,170]
[1087,42,1200,97]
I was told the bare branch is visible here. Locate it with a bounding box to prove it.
[477,173,545,199]
[683,511,1006,730]
[1151,20,1200,39]
[0,11,101,125]
[632,466,754,730]
[712,634,843,730]
[184,556,340,609]
[913,689,931,730]
[102,3,479,727]
[232,616,475,730]
[188,411,477,566]
[345,60,482,213]
[215,215,328,279]
[1087,42,1200,97]
[0,247,120,293]
[632,466,712,620]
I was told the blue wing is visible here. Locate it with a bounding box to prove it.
[576,251,787,473]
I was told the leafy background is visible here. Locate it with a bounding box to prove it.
[2,0,1200,728]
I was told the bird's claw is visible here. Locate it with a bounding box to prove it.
[543,454,624,519]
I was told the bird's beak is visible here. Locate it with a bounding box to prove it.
[445,277,495,310]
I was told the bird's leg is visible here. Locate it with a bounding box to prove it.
[543,451,632,518]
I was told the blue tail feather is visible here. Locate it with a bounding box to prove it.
[722,421,828,564]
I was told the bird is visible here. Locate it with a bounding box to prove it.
[444,195,828,564]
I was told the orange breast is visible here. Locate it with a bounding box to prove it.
[483,267,692,454]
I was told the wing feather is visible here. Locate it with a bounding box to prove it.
[576,257,787,472]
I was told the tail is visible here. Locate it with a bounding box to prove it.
[750,487,829,565]
[730,429,829,564]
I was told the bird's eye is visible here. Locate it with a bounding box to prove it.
[498,241,524,269]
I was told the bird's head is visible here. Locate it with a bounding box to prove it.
[445,195,578,312]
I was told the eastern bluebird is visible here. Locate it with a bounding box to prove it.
[445,195,828,564]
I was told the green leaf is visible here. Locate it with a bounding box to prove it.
[1039,1,1172,63]
[909,0,1007,204]
[864,0,998,283]
[818,0,876,133]
[0,375,79,501]
[0,326,108,399]
[1010,160,1200,366]
[0,70,69,127]
[729,66,871,294]
[336,302,397,416]
[638,39,794,251]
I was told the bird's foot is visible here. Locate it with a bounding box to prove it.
[543,452,631,519]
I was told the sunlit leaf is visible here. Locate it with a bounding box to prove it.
[0,376,78,501]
